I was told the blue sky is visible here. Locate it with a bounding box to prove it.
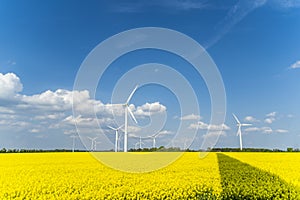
[0,0,300,150]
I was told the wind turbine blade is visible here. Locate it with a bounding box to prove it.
[117,124,124,130]
[232,113,241,124]
[241,123,252,126]
[127,107,137,124]
[107,125,117,131]
[126,85,139,104]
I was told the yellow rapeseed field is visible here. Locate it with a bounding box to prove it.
[0,152,222,199]
[225,152,300,189]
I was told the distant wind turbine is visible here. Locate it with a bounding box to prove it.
[107,124,124,152]
[135,136,145,149]
[70,135,78,152]
[87,137,98,152]
[148,132,162,148]
[232,113,252,151]
[94,141,101,151]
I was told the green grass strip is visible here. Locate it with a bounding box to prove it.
[217,153,300,200]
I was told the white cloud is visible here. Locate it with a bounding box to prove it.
[289,61,300,69]
[266,112,277,117]
[180,114,202,121]
[245,127,261,132]
[29,129,40,133]
[189,121,230,131]
[0,107,15,114]
[134,102,166,117]
[0,73,23,98]
[264,118,275,124]
[158,130,173,135]
[264,112,277,124]
[275,129,289,133]
[262,127,273,134]
[245,126,288,134]
[244,116,259,123]
[245,126,272,134]
[34,113,65,120]
[0,73,167,138]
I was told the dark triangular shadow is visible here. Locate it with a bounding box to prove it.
[217,153,299,199]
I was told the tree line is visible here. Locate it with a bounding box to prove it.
[0,147,299,153]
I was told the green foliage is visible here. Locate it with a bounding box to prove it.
[217,153,300,199]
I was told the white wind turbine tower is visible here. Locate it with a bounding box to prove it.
[119,85,139,152]
[148,132,162,148]
[107,125,124,152]
[232,114,252,151]
[70,135,77,152]
[94,141,101,151]
[87,137,97,152]
[118,134,122,152]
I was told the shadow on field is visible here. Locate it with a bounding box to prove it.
[217,153,299,200]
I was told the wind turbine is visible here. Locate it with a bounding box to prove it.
[232,113,252,151]
[107,124,124,152]
[70,135,77,152]
[94,141,101,151]
[88,137,97,152]
[135,136,145,149]
[120,85,139,152]
[148,132,162,148]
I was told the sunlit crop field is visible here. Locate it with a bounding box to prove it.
[224,152,300,189]
[0,152,300,199]
[0,152,222,199]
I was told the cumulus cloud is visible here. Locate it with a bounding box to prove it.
[158,130,173,135]
[266,112,277,117]
[289,60,300,69]
[244,127,260,132]
[0,73,167,137]
[180,114,202,121]
[264,118,275,124]
[245,126,288,134]
[0,73,23,98]
[189,121,230,131]
[244,116,259,123]
[134,102,166,117]
[34,113,65,120]
[275,129,289,133]
[29,129,40,133]
[264,112,277,124]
